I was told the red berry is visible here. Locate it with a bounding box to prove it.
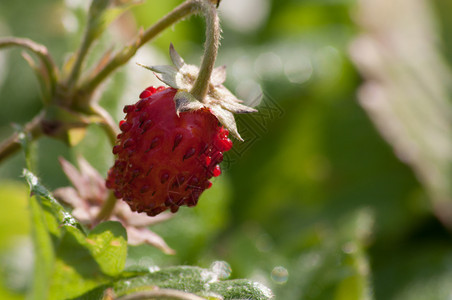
[106,86,232,216]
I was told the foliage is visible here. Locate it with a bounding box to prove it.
[1,0,452,299]
[23,168,271,299]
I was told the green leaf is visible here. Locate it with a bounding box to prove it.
[86,221,127,277]
[28,195,55,300]
[48,223,126,299]
[49,225,109,300]
[23,169,82,231]
[76,265,273,300]
[23,170,128,299]
[0,181,29,248]
[209,279,273,300]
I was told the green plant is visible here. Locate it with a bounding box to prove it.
[0,0,272,299]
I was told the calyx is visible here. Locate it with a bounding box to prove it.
[138,44,257,141]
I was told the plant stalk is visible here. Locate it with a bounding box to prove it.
[81,0,201,94]
[0,37,58,96]
[0,112,44,165]
[65,29,95,92]
[190,0,220,101]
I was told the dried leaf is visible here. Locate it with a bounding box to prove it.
[77,155,108,203]
[59,157,88,199]
[126,226,175,255]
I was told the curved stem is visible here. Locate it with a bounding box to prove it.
[190,1,220,101]
[116,289,206,300]
[0,37,58,96]
[0,112,44,165]
[94,191,118,225]
[81,0,201,94]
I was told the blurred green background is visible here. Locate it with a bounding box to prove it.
[1,0,452,299]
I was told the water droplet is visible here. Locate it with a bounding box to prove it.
[210,261,232,280]
[271,266,288,285]
[148,265,160,273]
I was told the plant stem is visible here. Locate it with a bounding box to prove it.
[0,37,58,96]
[81,0,201,94]
[0,112,44,165]
[190,1,220,101]
[94,191,118,224]
[66,28,95,92]
[116,289,206,300]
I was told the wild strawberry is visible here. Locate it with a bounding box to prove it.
[106,45,256,216]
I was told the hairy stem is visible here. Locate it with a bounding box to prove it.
[116,289,206,300]
[0,37,58,96]
[190,0,220,101]
[0,112,44,165]
[81,0,201,94]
